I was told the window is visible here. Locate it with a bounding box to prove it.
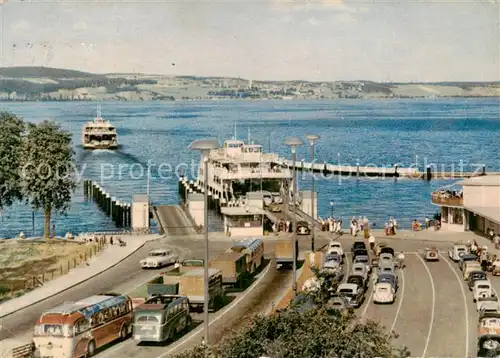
[75,318,90,335]
[137,315,159,323]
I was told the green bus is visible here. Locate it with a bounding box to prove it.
[132,295,191,343]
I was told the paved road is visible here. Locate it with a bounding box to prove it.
[154,205,196,236]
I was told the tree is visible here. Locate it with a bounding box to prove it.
[174,265,410,358]
[0,112,25,210]
[20,120,77,238]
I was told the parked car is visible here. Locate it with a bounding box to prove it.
[464,261,482,280]
[477,296,500,312]
[373,282,395,304]
[377,273,398,291]
[473,280,495,303]
[468,271,488,291]
[353,255,371,273]
[140,249,179,269]
[353,249,368,261]
[337,283,364,308]
[477,332,500,358]
[351,241,366,254]
[379,262,396,276]
[296,221,311,235]
[351,262,369,281]
[328,241,344,257]
[326,247,343,262]
[424,247,439,261]
[378,253,394,268]
[268,203,282,213]
[448,242,469,262]
[380,247,395,257]
[459,254,478,271]
[271,192,283,204]
[347,274,367,290]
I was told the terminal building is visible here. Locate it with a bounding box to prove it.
[431,175,500,234]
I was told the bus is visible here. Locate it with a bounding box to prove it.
[132,294,191,343]
[229,238,264,274]
[33,293,133,358]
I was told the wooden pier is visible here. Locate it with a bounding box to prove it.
[278,159,498,180]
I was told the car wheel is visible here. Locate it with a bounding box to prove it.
[120,325,128,341]
[86,341,96,357]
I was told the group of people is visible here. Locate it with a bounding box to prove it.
[271,220,292,233]
[467,240,500,272]
[319,217,342,233]
[488,228,500,249]
[349,216,371,237]
[384,217,398,235]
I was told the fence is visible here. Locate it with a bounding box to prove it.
[0,238,107,298]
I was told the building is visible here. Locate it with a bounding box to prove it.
[431,175,500,234]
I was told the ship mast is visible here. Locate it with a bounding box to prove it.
[96,103,102,118]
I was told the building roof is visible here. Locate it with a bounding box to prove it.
[457,175,500,187]
[221,206,264,216]
[465,206,500,225]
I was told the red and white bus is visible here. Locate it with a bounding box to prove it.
[33,293,133,357]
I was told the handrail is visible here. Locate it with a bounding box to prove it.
[12,343,35,358]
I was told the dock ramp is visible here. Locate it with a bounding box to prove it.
[153,205,196,236]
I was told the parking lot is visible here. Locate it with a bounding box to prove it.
[340,237,499,358]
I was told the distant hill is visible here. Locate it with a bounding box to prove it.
[0,66,103,79]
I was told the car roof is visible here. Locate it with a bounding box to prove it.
[149,249,169,254]
[352,263,367,269]
[379,273,396,280]
[338,283,358,290]
[329,241,341,245]
[376,282,392,288]
[475,280,491,285]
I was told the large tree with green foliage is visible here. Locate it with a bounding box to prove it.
[174,266,410,358]
[20,120,76,238]
[0,112,25,210]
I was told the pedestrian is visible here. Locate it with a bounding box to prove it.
[110,236,114,245]
[425,217,430,229]
[489,228,495,241]
[494,233,500,250]
[369,234,375,252]
[397,251,405,269]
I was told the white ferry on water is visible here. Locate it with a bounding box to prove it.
[82,107,118,150]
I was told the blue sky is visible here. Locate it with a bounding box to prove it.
[1,0,498,81]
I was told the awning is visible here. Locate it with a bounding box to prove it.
[465,206,500,225]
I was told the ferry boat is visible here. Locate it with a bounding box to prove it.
[194,137,293,207]
[82,108,118,150]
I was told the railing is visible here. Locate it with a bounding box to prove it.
[12,343,35,358]
[431,193,463,207]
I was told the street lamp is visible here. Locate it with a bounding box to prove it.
[283,136,303,299]
[330,201,334,217]
[188,138,220,346]
[305,134,319,252]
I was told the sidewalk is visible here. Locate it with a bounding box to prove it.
[0,234,162,319]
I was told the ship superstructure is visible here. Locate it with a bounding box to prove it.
[82,108,118,150]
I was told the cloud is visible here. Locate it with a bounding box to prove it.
[274,0,356,13]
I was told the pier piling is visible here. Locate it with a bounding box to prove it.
[426,165,432,180]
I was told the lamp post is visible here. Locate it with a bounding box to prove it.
[283,136,303,299]
[305,134,319,252]
[188,138,221,346]
[330,201,334,217]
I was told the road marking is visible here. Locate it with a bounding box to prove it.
[389,267,405,333]
[440,253,469,358]
[361,282,375,317]
[416,254,436,358]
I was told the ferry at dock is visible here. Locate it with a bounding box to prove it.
[82,108,118,150]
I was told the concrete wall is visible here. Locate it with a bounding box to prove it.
[464,186,500,207]
[230,226,263,237]
[132,201,149,229]
[300,190,317,219]
[188,193,204,227]
[247,191,264,209]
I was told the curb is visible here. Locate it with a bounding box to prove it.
[0,236,161,319]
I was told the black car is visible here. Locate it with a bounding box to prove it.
[477,334,500,357]
[296,221,311,235]
[353,249,368,261]
[351,241,366,254]
[347,274,367,289]
[468,270,488,291]
[380,247,395,256]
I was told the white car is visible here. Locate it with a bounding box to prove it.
[477,296,500,312]
[328,241,344,257]
[373,282,395,304]
[272,192,283,204]
[473,280,495,302]
[140,249,178,269]
[448,243,468,262]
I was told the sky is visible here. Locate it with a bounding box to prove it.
[0,0,499,82]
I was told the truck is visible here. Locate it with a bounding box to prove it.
[178,268,225,312]
[275,240,299,267]
[209,251,248,286]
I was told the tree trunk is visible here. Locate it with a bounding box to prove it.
[43,204,51,239]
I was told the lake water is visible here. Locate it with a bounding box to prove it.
[0,98,498,237]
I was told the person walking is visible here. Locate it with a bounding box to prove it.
[425,217,430,229]
[397,251,405,269]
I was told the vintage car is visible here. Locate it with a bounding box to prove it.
[268,203,282,213]
[477,333,500,358]
[478,296,500,313]
[380,247,395,257]
[140,249,179,269]
[468,270,488,291]
[337,283,365,308]
[377,273,398,292]
[473,280,495,303]
[323,254,343,277]
[479,311,500,336]
[271,192,283,204]
[464,261,482,280]
[351,262,369,281]
[353,249,368,261]
[448,242,469,262]
[347,274,367,290]
[326,247,343,262]
[328,295,348,311]
[353,255,371,273]
[459,254,478,271]
[351,241,366,254]
[373,282,395,304]
[378,253,395,269]
[379,262,396,275]
[263,192,273,207]
[424,247,439,261]
[328,240,344,257]
[296,221,311,235]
